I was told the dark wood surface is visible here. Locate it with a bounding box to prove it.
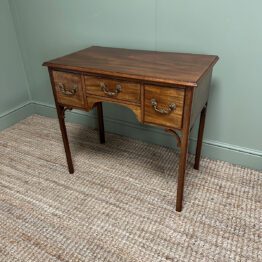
[144,85,184,129]
[53,71,85,108]
[44,46,218,212]
[190,69,212,129]
[194,105,207,170]
[48,69,74,174]
[176,87,194,212]
[84,76,141,104]
[43,46,218,87]
[96,102,105,144]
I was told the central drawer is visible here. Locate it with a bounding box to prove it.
[84,76,140,104]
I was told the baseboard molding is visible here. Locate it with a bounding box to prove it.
[31,101,261,171]
[0,101,34,131]
[2,100,261,171]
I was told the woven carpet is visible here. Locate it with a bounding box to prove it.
[0,115,261,262]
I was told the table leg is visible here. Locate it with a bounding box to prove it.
[194,105,207,170]
[176,88,194,212]
[97,102,105,144]
[56,105,74,174]
[176,128,190,212]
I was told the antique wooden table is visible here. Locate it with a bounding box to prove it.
[43,46,218,212]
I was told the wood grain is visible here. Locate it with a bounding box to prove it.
[190,69,212,128]
[176,88,194,212]
[144,85,185,129]
[43,46,219,87]
[86,96,142,123]
[84,76,140,104]
[44,46,219,212]
[53,71,85,108]
[48,69,74,174]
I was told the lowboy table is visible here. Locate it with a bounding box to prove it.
[43,46,218,212]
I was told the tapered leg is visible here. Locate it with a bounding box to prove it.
[194,105,207,170]
[176,130,190,212]
[176,88,194,212]
[97,102,105,144]
[56,105,74,174]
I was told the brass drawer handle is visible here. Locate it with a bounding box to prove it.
[58,83,78,96]
[151,99,176,114]
[100,83,122,97]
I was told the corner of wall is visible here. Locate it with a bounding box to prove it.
[3,0,262,171]
[0,0,34,131]
[8,0,33,101]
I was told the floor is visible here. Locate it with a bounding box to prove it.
[0,115,261,262]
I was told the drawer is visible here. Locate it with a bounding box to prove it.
[144,85,185,129]
[84,76,140,104]
[53,71,85,108]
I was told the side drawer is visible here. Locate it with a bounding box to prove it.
[84,76,141,104]
[53,71,85,108]
[144,85,185,129]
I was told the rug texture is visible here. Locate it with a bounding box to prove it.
[0,115,261,262]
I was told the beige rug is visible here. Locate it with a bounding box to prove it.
[0,115,261,262]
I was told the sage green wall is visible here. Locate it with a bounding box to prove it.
[9,0,262,170]
[0,0,32,129]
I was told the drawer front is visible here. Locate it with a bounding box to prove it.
[144,85,185,129]
[84,76,140,104]
[53,71,84,107]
